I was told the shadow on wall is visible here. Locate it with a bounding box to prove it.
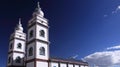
[7,56,25,67]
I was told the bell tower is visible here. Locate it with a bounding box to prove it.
[7,18,26,67]
[26,2,49,67]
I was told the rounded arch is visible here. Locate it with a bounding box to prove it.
[17,43,22,49]
[39,47,45,55]
[40,30,45,37]
[29,30,33,38]
[29,47,33,56]
[8,57,11,63]
[10,43,12,49]
[15,56,21,63]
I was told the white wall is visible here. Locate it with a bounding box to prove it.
[36,61,48,67]
[13,39,25,52]
[7,29,26,66]
[36,16,48,26]
[26,62,34,67]
[60,63,67,67]
[26,42,35,60]
[50,61,88,67]
[14,32,26,40]
[50,62,59,67]
[36,24,48,41]
[68,64,73,67]
[75,65,79,67]
[9,40,14,51]
[7,53,12,66]
[27,25,36,42]
[28,16,48,27]
[36,41,49,60]
[27,22,49,42]
[12,53,24,66]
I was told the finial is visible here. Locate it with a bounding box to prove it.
[19,18,21,25]
[37,2,40,8]
[33,2,44,17]
[15,18,23,32]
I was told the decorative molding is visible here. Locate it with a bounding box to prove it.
[26,58,49,63]
[7,65,25,67]
[28,21,49,29]
[10,37,26,42]
[27,38,49,45]
[50,59,88,66]
[8,51,25,54]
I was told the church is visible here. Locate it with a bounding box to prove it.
[7,2,88,67]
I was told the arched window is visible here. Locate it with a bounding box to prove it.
[40,30,45,37]
[15,56,21,63]
[8,57,11,63]
[39,47,45,55]
[17,43,22,49]
[10,43,12,49]
[29,47,33,56]
[29,30,33,38]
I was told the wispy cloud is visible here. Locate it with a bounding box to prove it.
[72,54,78,59]
[83,45,120,67]
[104,5,120,17]
[112,5,120,14]
[106,45,120,50]
[69,54,79,59]
[103,14,108,17]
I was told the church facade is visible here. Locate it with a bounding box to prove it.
[7,2,88,67]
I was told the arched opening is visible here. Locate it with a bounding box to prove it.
[39,47,45,55]
[40,30,45,37]
[29,47,33,56]
[10,43,12,49]
[15,56,21,63]
[17,43,22,49]
[29,30,33,38]
[8,57,11,63]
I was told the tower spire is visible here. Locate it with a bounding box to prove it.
[15,18,23,32]
[37,2,40,8]
[19,18,22,26]
[32,2,44,17]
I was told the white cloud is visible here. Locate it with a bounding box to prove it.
[83,46,120,67]
[106,45,120,50]
[112,5,120,14]
[70,54,79,59]
[72,54,78,59]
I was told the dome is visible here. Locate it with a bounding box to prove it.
[15,18,23,32]
[33,2,44,17]
[16,24,23,31]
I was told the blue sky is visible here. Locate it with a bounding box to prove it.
[1,0,120,67]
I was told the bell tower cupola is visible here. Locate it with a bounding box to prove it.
[33,2,44,17]
[28,2,48,28]
[26,2,49,67]
[15,18,24,33]
[7,18,26,67]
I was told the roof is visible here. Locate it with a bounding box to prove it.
[49,57,88,66]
